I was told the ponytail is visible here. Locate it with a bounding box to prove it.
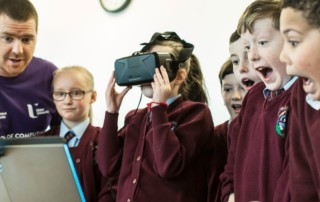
[179,54,208,104]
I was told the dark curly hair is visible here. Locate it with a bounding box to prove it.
[281,0,320,28]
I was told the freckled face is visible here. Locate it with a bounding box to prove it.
[242,18,291,91]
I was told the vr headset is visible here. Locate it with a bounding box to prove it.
[114,52,178,86]
[114,31,194,86]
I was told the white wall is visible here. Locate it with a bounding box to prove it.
[31,0,253,127]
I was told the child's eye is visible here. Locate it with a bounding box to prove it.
[244,45,250,51]
[258,41,267,46]
[231,59,239,66]
[70,90,85,98]
[223,87,232,93]
[54,91,66,96]
[288,40,299,47]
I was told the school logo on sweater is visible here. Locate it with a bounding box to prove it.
[276,105,289,138]
[27,103,50,119]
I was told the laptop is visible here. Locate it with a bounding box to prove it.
[0,136,86,202]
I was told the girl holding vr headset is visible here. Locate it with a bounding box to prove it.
[97,31,217,202]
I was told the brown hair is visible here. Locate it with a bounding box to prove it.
[229,30,241,44]
[0,0,38,32]
[146,40,209,104]
[237,0,281,34]
[218,59,233,86]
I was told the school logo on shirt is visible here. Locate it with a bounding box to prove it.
[27,103,50,119]
[276,105,289,138]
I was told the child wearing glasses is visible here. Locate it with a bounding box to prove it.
[42,66,116,202]
[97,32,215,202]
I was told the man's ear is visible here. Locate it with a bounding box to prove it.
[90,91,97,104]
[174,68,187,85]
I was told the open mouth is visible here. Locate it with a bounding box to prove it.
[256,66,273,80]
[241,78,255,89]
[232,104,242,113]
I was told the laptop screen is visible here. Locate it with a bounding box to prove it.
[0,136,86,202]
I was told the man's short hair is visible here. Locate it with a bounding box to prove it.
[0,0,38,31]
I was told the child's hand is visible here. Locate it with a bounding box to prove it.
[151,66,171,102]
[228,193,235,202]
[105,71,131,113]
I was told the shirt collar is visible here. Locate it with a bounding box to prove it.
[167,94,181,105]
[263,76,298,98]
[59,118,90,140]
[306,94,320,110]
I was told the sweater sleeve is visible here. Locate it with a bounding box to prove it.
[151,102,214,179]
[97,111,123,178]
[220,83,257,202]
[220,116,239,202]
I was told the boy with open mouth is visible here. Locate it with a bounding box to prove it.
[280,0,320,200]
[229,30,261,92]
[220,1,298,201]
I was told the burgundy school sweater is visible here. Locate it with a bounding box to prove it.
[288,78,320,201]
[220,81,293,202]
[97,98,215,202]
[43,125,116,202]
[207,121,229,202]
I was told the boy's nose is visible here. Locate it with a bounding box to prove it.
[232,90,242,100]
[279,45,291,65]
[248,46,260,62]
[238,61,248,73]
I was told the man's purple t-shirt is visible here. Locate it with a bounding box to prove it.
[0,56,59,139]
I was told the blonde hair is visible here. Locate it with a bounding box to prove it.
[52,65,95,122]
[237,0,281,34]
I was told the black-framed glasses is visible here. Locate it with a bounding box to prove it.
[52,90,92,101]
